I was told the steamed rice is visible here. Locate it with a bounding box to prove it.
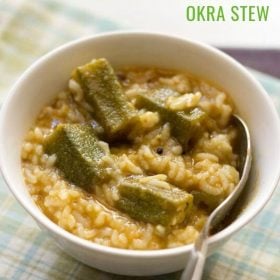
[21,67,239,250]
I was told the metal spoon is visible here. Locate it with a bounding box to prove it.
[180,114,252,280]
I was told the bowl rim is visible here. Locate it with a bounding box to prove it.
[1,30,280,258]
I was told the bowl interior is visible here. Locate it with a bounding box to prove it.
[1,32,280,250]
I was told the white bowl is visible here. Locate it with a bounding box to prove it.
[1,32,280,276]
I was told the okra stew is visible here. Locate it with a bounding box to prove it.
[22,58,240,249]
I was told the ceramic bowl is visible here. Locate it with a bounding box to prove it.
[1,32,280,276]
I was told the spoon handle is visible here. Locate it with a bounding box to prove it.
[180,246,207,280]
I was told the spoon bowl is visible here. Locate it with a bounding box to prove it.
[181,114,252,280]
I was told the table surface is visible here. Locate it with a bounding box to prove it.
[0,1,280,279]
[221,49,280,79]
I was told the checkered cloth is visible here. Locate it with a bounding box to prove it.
[0,1,279,279]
